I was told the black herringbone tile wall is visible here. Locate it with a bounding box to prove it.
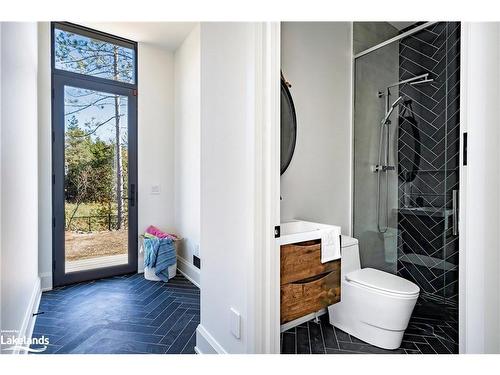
[397,22,460,308]
[30,273,199,354]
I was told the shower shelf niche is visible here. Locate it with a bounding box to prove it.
[395,207,453,218]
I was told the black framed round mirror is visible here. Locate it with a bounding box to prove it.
[281,73,297,175]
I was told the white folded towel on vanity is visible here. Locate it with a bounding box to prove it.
[321,226,342,263]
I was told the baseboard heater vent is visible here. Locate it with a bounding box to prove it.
[193,255,201,269]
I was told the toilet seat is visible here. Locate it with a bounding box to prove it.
[345,268,420,297]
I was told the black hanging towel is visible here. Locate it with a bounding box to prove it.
[398,100,421,183]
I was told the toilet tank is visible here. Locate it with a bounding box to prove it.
[341,235,361,278]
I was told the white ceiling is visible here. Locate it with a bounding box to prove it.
[80,22,197,51]
[388,22,418,31]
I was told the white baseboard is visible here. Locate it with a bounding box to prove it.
[177,256,200,288]
[39,272,52,291]
[195,324,226,354]
[39,256,200,289]
[13,277,42,354]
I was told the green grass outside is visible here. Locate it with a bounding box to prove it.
[65,202,118,217]
[65,202,128,232]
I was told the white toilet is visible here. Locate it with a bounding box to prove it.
[328,235,420,350]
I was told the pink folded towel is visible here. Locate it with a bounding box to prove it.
[145,225,178,240]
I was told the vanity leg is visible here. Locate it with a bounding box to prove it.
[313,311,321,324]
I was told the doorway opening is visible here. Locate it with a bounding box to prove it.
[51,22,138,286]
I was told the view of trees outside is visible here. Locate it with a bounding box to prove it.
[56,28,134,263]
[54,27,135,83]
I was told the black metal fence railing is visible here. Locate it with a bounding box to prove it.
[66,214,129,232]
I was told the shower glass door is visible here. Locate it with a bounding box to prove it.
[353,22,460,306]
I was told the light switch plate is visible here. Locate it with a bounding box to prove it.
[230,307,241,339]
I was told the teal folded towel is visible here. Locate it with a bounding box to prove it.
[143,237,176,281]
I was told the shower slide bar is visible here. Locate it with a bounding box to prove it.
[354,21,438,59]
[374,73,434,233]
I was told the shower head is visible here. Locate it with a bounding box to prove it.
[410,78,434,85]
[381,96,403,125]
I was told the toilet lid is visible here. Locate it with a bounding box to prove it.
[346,268,420,296]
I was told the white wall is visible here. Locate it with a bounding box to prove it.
[137,43,175,271]
[197,22,259,354]
[37,22,51,290]
[461,22,500,354]
[37,24,177,280]
[0,22,2,334]
[280,22,353,234]
[0,22,40,344]
[174,25,201,280]
[0,22,3,336]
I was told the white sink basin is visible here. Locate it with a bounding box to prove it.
[280,220,338,246]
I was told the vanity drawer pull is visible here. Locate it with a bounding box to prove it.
[292,239,321,247]
[291,272,331,284]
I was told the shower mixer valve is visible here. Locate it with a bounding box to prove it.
[372,165,395,172]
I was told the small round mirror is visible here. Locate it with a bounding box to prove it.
[281,74,297,175]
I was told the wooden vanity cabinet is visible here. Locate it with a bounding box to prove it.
[280,239,341,324]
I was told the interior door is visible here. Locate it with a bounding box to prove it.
[52,74,138,287]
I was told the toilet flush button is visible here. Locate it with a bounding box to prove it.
[230,307,241,339]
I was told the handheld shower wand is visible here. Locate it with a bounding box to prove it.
[373,95,403,173]
[381,96,403,125]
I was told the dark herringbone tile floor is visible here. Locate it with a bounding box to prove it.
[281,296,458,354]
[31,273,199,354]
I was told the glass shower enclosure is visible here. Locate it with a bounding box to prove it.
[353,22,460,308]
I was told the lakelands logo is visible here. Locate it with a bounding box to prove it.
[1,331,49,353]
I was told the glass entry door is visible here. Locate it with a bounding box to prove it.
[53,77,138,286]
[52,23,138,287]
